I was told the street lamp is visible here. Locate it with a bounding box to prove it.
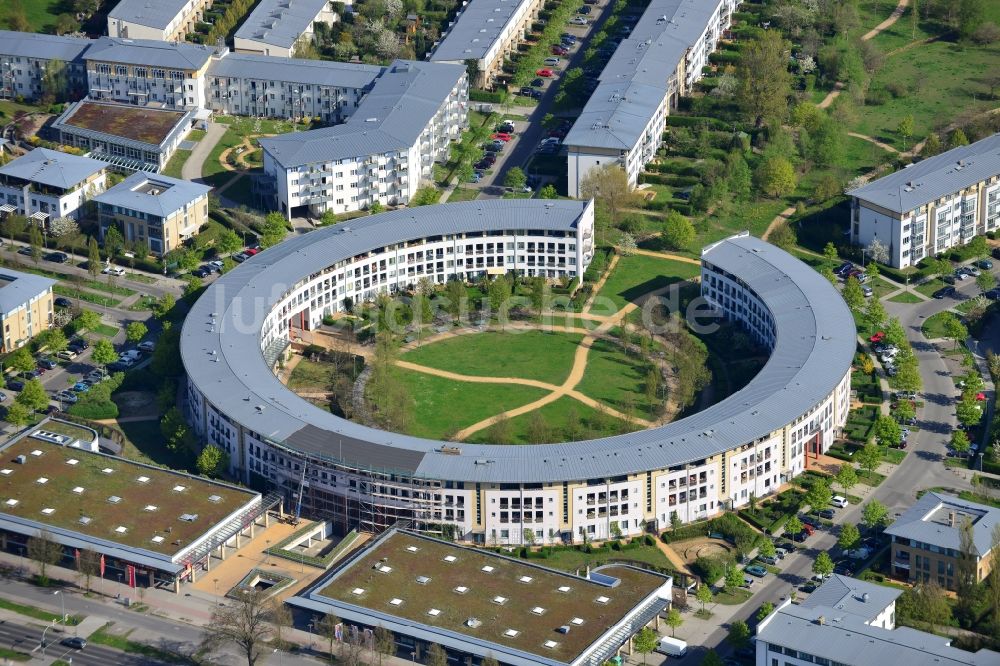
[979,452,984,472]
[53,590,65,625]
[40,620,55,656]
[117,573,122,599]
[213,578,219,606]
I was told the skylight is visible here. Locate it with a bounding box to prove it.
[571,617,584,626]
[406,545,420,553]
[136,475,150,483]
[30,449,42,456]
[427,608,441,617]
[101,468,114,474]
[503,629,520,638]
[531,607,545,615]
[518,576,533,583]
[41,507,54,515]
[492,596,507,605]
[208,494,222,503]
[558,585,572,593]
[0,469,10,476]
[78,516,91,525]
[443,555,457,563]
[144,505,158,512]
[543,640,559,649]
[172,485,186,492]
[595,596,610,604]
[72,486,84,494]
[377,565,392,573]
[66,459,78,466]
[36,477,48,485]
[388,598,403,606]
[151,535,164,543]
[351,588,365,596]
[481,565,495,573]
[115,526,127,534]
[454,586,468,594]
[4,499,16,507]
[108,496,121,504]
[416,576,430,585]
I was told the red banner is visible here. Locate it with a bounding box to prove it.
[99,554,105,577]
[127,564,136,589]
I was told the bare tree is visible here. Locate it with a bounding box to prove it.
[314,613,340,664]
[27,530,63,585]
[339,629,367,666]
[374,626,395,666]
[77,548,100,593]
[270,599,293,647]
[426,643,447,666]
[201,588,274,666]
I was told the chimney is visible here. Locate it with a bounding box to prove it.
[816,615,826,626]
[949,512,956,528]
[862,592,870,603]
[585,565,591,580]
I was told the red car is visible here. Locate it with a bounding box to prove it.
[245,247,260,256]
[491,133,512,142]
[535,68,554,77]
[551,45,568,55]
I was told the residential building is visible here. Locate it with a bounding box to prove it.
[205,53,379,123]
[260,60,467,217]
[848,132,1000,268]
[0,268,55,353]
[0,147,108,222]
[565,0,741,197]
[93,172,212,256]
[884,491,1000,590]
[107,0,215,42]
[234,0,338,58]
[0,30,90,102]
[53,100,197,172]
[290,528,674,666]
[429,0,546,89]
[756,574,999,665]
[83,37,217,110]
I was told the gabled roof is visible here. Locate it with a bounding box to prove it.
[93,172,211,217]
[847,132,1000,215]
[235,0,333,50]
[207,52,382,89]
[0,148,107,190]
[84,37,216,71]
[884,491,1000,557]
[0,268,55,316]
[108,0,195,31]
[0,30,92,63]
[430,0,534,62]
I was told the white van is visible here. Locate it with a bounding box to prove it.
[656,636,688,657]
[831,495,848,508]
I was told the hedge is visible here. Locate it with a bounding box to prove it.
[470,89,507,104]
[708,51,740,65]
[67,401,119,419]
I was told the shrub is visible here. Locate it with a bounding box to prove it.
[67,401,119,419]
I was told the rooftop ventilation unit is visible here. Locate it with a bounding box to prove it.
[466,617,481,628]
[180,513,199,522]
[78,516,91,525]
[72,486,84,494]
[144,505,158,512]
[427,608,441,617]
[416,576,431,585]
[13,455,25,464]
[4,499,17,507]
[503,629,519,638]
[36,477,48,485]
[101,467,114,474]
[115,525,128,534]
[558,626,570,634]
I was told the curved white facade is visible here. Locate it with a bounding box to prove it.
[182,204,854,545]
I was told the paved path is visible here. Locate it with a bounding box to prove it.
[180,121,225,182]
[583,253,619,313]
[847,131,899,154]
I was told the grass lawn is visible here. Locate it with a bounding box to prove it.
[914,278,947,297]
[88,624,195,665]
[447,187,481,202]
[202,128,243,184]
[0,647,29,661]
[857,469,887,487]
[92,323,119,337]
[402,330,582,384]
[54,285,121,308]
[0,596,80,626]
[593,254,701,310]
[162,149,191,179]
[882,448,907,465]
[713,587,753,605]
[922,311,954,339]
[288,358,337,391]
[868,276,897,300]
[187,129,207,142]
[576,338,658,419]
[693,199,789,249]
[118,420,195,473]
[0,0,62,33]
[954,297,989,315]
[393,368,549,439]
[888,291,924,304]
[466,395,635,444]
[536,542,674,572]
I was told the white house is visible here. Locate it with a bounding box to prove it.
[0,148,108,222]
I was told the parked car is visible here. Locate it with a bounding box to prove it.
[233,253,249,263]
[20,369,40,380]
[799,581,818,593]
[741,576,754,588]
[85,370,105,382]
[985,288,1000,300]
[138,341,155,352]
[497,121,515,133]
[72,382,90,393]
[68,338,89,351]
[474,159,493,171]
[54,297,73,308]
[192,266,212,278]
[37,358,57,370]
[818,508,836,519]
[102,265,126,276]
[745,565,767,577]
[491,133,512,142]
[569,16,588,25]
[45,252,69,263]
[862,286,873,298]
[830,495,849,508]
[543,57,561,66]
[834,262,854,275]
[551,45,568,55]
[954,270,969,280]
[16,246,32,256]
[577,5,592,13]
[535,68,554,77]
[5,379,24,392]
[977,259,993,270]
[801,523,816,536]
[55,391,79,404]
[758,555,778,565]
[846,546,872,560]
[120,349,142,362]
[933,286,956,299]
[244,248,260,256]
[56,350,78,361]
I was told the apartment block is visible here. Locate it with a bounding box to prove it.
[429,0,546,88]
[884,492,999,590]
[0,31,90,102]
[234,0,338,58]
[260,60,467,218]
[849,132,1000,268]
[93,172,211,256]
[565,0,740,197]
[0,268,55,353]
[0,148,108,222]
[107,0,215,42]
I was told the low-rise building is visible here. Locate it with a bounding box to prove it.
[107,0,215,42]
[290,528,674,666]
[884,491,1000,590]
[0,30,90,103]
[755,574,999,665]
[53,100,197,173]
[0,147,108,222]
[0,268,55,353]
[260,60,467,218]
[848,132,1000,268]
[93,172,212,256]
[234,0,338,58]
[429,0,545,89]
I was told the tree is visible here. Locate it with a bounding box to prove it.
[757,601,775,622]
[758,539,776,558]
[950,429,971,454]
[580,163,632,225]
[737,31,792,127]
[91,339,118,375]
[16,379,49,413]
[755,155,797,197]
[74,308,101,334]
[5,0,29,31]
[842,276,865,311]
[663,210,695,250]
[217,229,243,255]
[126,321,148,344]
[36,329,68,355]
[861,499,890,535]
[823,242,839,262]
[873,415,901,448]
[196,444,228,477]
[504,167,527,190]
[28,224,42,264]
[633,626,658,664]
[665,608,683,637]
[374,626,395,666]
[426,643,447,666]
[786,515,803,538]
[769,222,797,250]
[702,649,724,666]
[201,587,273,666]
[9,347,36,374]
[805,478,832,513]
[941,312,968,348]
[858,442,882,480]
[670,510,682,535]
[54,13,80,35]
[153,293,176,320]
[487,276,511,313]
[260,212,288,249]
[897,114,914,150]
[725,564,744,591]
[87,236,101,279]
[956,516,978,622]
[813,551,834,577]
[695,583,713,611]
[958,0,986,39]
[836,464,858,497]
[988,523,1000,633]
[922,132,943,157]
[77,548,100,593]
[482,655,499,666]
[977,270,997,294]
[314,613,340,663]
[2,214,27,244]
[27,530,63,585]
[4,402,32,427]
[838,523,861,551]
[864,297,887,334]
[539,184,558,199]
[103,225,124,259]
[950,128,969,148]
[726,619,751,650]
[269,599,293,648]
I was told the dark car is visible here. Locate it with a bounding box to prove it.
[107,361,129,373]
[977,259,993,270]
[818,508,836,519]
[519,86,534,96]
[16,246,32,256]
[933,286,956,299]
[497,121,515,133]
[474,160,492,171]
[20,369,40,380]
[799,581,818,593]
[45,252,69,263]
[54,296,73,308]
[192,266,211,278]
[578,5,592,13]
[37,358,57,370]
[834,562,854,576]
[986,289,1000,300]
[531,77,545,87]
[62,637,87,649]
[801,515,821,528]
[68,337,89,351]
[5,379,24,392]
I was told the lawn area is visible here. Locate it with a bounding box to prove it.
[447,187,481,203]
[202,128,243,185]
[888,291,924,304]
[922,311,954,339]
[914,278,948,297]
[593,254,701,310]
[402,330,583,384]
[118,420,195,473]
[54,285,121,308]
[576,338,658,419]
[288,358,337,391]
[713,587,753,605]
[693,200,789,249]
[393,368,550,439]
[465,395,635,444]
[531,541,674,573]
[88,624,195,665]
[162,149,191,179]
[0,596,80,626]
[92,323,119,337]
[0,0,62,33]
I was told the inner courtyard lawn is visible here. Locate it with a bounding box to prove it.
[391,369,550,440]
[576,338,659,420]
[465,395,637,445]
[401,330,583,384]
[593,254,701,311]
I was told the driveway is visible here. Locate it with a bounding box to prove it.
[181,121,227,182]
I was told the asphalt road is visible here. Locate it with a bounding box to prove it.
[0,616,140,665]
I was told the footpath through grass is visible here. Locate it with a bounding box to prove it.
[465,395,636,444]
[593,254,701,311]
[576,338,658,419]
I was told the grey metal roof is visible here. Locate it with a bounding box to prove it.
[260,60,464,168]
[108,0,195,30]
[84,36,216,70]
[884,491,1000,557]
[0,268,55,316]
[182,209,855,482]
[235,0,332,49]
[758,597,999,666]
[0,148,107,190]
[799,574,901,622]
[430,0,534,62]
[848,132,1000,215]
[207,52,382,88]
[92,172,211,217]
[564,0,722,153]
[0,30,92,63]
